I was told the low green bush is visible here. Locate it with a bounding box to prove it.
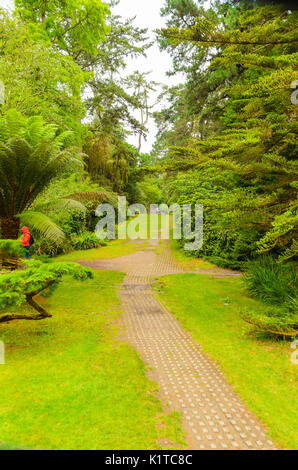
[31,231,108,256]
[241,306,298,339]
[70,231,108,251]
[241,256,297,338]
[243,256,297,308]
[0,260,93,322]
[31,239,71,257]
[51,207,87,237]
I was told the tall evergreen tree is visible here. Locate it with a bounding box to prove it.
[155,2,297,262]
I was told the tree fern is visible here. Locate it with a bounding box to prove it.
[0,109,84,239]
[0,109,26,141]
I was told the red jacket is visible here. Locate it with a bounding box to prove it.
[21,226,31,246]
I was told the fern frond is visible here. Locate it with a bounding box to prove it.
[35,198,87,213]
[17,211,65,245]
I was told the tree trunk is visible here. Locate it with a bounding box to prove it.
[26,296,52,319]
[1,217,20,239]
[0,296,52,323]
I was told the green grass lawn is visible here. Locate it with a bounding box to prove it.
[56,239,147,262]
[154,273,298,450]
[167,239,219,271]
[0,270,185,450]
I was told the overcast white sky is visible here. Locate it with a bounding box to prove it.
[0,0,183,152]
[112,1,184,152]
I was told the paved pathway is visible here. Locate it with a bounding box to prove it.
[78,239,276,450]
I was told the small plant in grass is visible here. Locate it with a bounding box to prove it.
[0,260,93,323]
[221,297,231,306]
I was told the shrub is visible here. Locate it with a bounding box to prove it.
[241,306,298,339]
[243,256,297,308]
[137,178,163,208]
[0,260,93,322]
[52,207,87,237]
[31,239,72,257]
[165,169,263,270]
[70,231,108,251]
[241,256,297,338]
[30,231,107,257]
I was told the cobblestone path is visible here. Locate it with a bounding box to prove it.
[78,239,276,450]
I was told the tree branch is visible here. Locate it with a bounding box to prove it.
[51,12,89,45]
[0,280,56,323]
[0,303,52,324]
[164,32,298,46]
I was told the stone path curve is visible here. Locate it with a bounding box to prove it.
[78,238,277,450]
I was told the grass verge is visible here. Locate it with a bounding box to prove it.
[167,239,218,271]
[56,239,147,262]
[0,270,185,450]
[154,273,298,450]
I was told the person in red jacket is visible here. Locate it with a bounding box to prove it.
[21,226,31,259]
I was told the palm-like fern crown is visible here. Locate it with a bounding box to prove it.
[0,109,80,218]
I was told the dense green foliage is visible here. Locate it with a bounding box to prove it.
[0,109,86,241]
[15,0,110,57]
[155,1,297,266]
[244,256,297,307]
[0,238,24,269]
[0,239,23,259]
[0,9,88,140]
[0,1,154,249]
[165,168,260,268]
[70,231,108,250]
[241,305,297,337]
[30,231,107,257]
[0,109,82,237]
[32,172,119,248]
[0,0,155,247]
[241,256,297,336]
[149,0,298,338]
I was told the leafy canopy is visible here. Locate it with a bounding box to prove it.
[155,2,298,262]
[15,0,110,57]
[0,10,87,138]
